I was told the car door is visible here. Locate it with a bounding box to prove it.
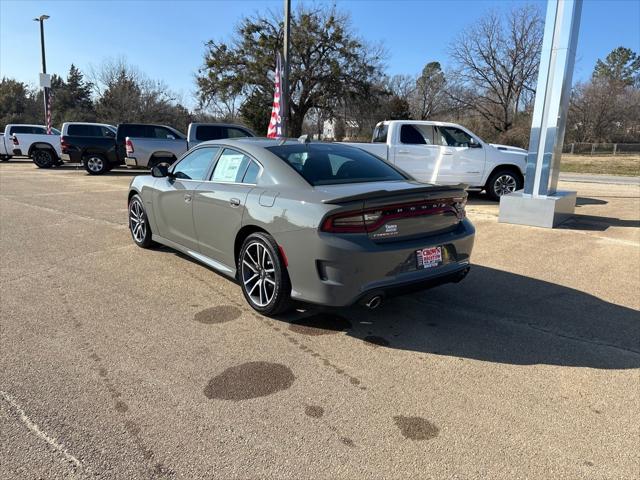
[153,146,220,251]
[193,148,261,269]
[391,124,440,182]
[434,126,486,185]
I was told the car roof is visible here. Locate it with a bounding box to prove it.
[380,120,465,128]
[63,122,115,127]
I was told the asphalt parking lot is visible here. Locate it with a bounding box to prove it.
[1,159,639,479]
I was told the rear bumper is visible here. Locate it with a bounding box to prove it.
[124,157,138,167]
[276,218,475,307]
[12,149,22,156]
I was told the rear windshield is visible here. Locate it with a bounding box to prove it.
[266,143,406,186]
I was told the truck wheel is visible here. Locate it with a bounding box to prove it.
[486,169,523,201]
[84,154,109,175]
[1,155,10,162]
[32,149,56,168]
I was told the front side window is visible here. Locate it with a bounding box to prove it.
[437,126,473,147]
[172,147,220,180]
[210,148,251,183]
[225,127,252,138]
[153,127,175,139]
[266,143,406,186]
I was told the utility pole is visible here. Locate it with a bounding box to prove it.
[282,0,291,137]
[34,15,51,133]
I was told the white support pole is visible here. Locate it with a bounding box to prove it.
[499,0,583,228]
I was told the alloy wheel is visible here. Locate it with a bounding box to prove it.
[86,156,104,173]
[129,199,147,243]
[493,174,517,196]
[241,241,276,307]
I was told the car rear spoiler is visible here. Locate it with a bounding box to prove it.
[321,184,468,204]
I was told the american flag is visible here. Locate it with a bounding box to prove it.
[46,89,52,134]
[267,53,283,139]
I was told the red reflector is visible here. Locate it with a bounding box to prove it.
[278,245,288,267]
[125,138,134,155]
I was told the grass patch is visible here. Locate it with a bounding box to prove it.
[560,154,640,176]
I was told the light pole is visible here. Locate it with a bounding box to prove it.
[33,14,50,133]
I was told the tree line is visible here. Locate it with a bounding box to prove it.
[2,4,639,147]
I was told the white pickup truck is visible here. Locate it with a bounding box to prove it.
[344,120,527,200]
[0,124,62,167]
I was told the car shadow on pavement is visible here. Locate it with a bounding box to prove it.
[281,265,640,369]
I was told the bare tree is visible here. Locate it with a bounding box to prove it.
[448,5,543,133]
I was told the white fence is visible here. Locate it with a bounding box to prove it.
[562,143,640,155]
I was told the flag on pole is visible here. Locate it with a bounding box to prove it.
[267,53,283,139]
[46,89,52,135]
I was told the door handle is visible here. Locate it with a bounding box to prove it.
[398,150,409,154]
[184,193,192,203]
[229,198,241,207]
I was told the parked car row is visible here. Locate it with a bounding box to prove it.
[1,121,256,175]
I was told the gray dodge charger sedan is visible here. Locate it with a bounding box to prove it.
[127,138,475,315]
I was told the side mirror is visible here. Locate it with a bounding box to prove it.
[151,163,172,178]
[469,138,482,148]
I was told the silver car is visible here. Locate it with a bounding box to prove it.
[127,139,475,315]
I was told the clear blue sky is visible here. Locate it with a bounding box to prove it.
[1,0,639,109]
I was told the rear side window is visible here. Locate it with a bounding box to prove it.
[10,126,45,134]
[211,148,251,183]
[266,143,406,186]
[68,124,112,137]
[172,147,219,180]
[195,125,224,141]
[242,161,261,184]
[372,124,388,143]
[400,125,435,145]
[195,125,252,141]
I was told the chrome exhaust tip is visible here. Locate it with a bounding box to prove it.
[365,295,383,310]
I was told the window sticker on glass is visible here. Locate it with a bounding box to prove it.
[212,150,248,182]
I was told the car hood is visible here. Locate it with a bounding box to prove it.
[489,143,528,155]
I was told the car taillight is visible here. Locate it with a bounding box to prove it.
[126,138,134,155]
[321,197,465,234]
[11,135,18,145]
[321,210,382,233]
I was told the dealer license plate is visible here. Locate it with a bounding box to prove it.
[416,246,442,269]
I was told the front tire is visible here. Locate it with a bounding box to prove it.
[239,233,292,316]
[486,169,523,201]
[128,194,154,248]
[84,154,110,175]
[32,149,56,168]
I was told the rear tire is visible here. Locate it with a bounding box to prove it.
[486,169,523,201]
[32,149,56,168]
[128,194,154,248]
[238,232,292,316]
[84,154,109,175]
